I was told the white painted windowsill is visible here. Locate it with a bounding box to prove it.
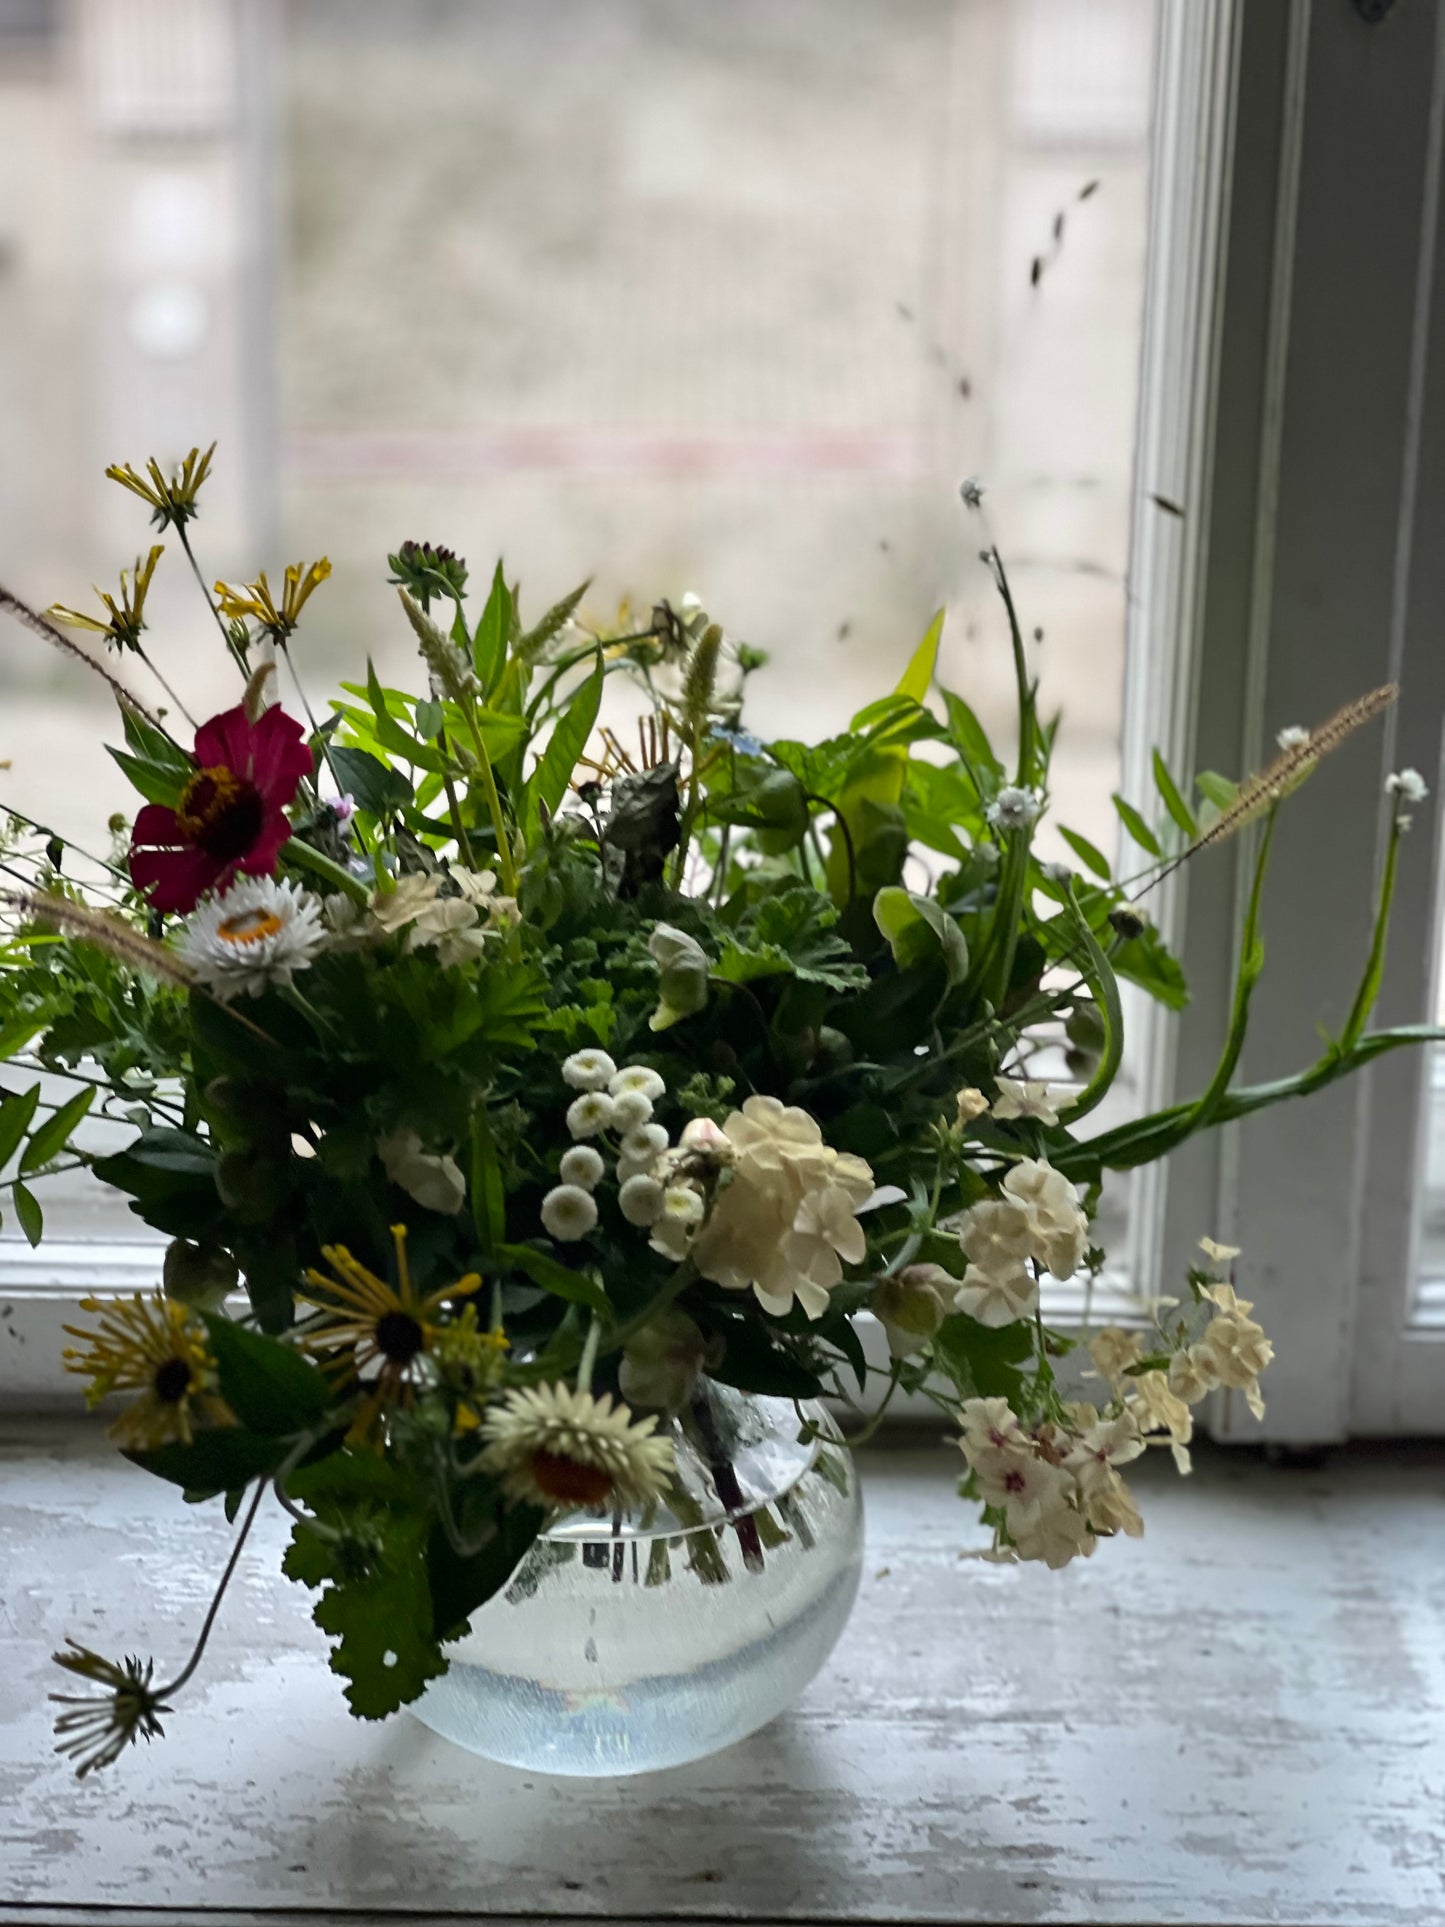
[1,1422,1443,1926]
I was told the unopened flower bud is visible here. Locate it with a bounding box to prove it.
[648,922,710,1032]
[873,1264,955,1358]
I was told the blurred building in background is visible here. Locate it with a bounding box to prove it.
[0,0,1156,854]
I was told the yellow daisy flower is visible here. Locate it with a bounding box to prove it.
[105,443,215,530]
[296,1225,479,1407]
[62,1292,230,1451]
[48,545,164,654]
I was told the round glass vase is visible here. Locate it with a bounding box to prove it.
[412,1381,864,1775]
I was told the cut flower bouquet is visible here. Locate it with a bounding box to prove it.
[0,447,1431,1776]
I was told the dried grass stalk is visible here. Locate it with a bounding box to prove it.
[1,890,194,989]
[0,585,169,738]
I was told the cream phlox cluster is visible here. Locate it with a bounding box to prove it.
[953,1158,1089,1327]
[368,868,519,967]
[691,1096,874,1319]
[956,1397,1124,1569]
[1085,1238,1274,1472]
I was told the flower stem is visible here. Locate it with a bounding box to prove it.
[460,706,517,896]
[157,1478,267,1700]
[176,524,248,680]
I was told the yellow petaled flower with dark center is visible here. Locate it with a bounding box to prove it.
[62,1292,230,1451]
[174,765,266,863]
[50,1641,171,1779]
[105,443,214,530]
[296,1226,480,1420]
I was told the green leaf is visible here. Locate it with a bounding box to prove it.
[127,1428,292,1496]
[470,1109,506,1257]
[12,1180,41,1246]
[107,747,187,809]
[873,888,968,988]
[1112,793,1162,858]
[932,1314,1032,1402]
[1057,826,1112,880]
[0,1083,42,1171]
[202,1312,331,1435]
[704,1314,825,1399]
[122,707,191,770]
[312,1514,447,1719]
[20,1086,93,1175]
[1152,750,1197,837]
[429,1500,546,1641]
[529,652,603,828]
[1195,769,1239,814]
[894,608,945,703]
[499,1243,609,1316]
[0,1014,47,1063]
[939,689,1006,785]
[472,564,513,696]
[360,662,445,772]
[1054,888,1124,1126]
[327,745,413,818]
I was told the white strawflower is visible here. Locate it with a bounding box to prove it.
[559,1145,605,1190]
[566,1092,616,1139]
[179,876,324,1002]
[609,1065,666,1101]
[540,1184,599,1242]
[611,1089,655,1134]
[618,1174,666,1226]
[1276,724,1310,750]
[562,1049,618,1092]
[478,1382,675,1511]
[985,786,1042,833]
[1387,768,1428,803]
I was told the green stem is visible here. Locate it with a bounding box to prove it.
[1340,814,1402,1053]
[176,525,248,681]
[281,835,370,904]
[601,1260,697,1357]
[460,707,518,895]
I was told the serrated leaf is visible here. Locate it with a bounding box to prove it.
[20,1086,93,1175]
[312,1514,446,1719]
[1152,750,1197,837]
[1112,793,1162,858]
[202,1312,332,1435]
[1057,826,1111,880]
[0,1083,42,1171]
[12,1180,41,1246]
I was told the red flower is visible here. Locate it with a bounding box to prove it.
[129,705,313,914]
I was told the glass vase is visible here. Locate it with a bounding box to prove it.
[412,1382,864,1775]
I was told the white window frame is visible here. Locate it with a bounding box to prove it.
[8,0,1444,1443]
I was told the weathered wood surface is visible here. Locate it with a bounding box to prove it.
[3,1421,1444,1927]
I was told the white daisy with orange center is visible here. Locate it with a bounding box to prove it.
[179,874,325,1001]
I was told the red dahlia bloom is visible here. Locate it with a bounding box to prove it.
[129,704,313,914]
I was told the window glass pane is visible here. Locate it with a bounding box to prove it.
[1,0,1159,1264]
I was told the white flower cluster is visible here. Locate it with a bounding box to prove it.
[369,868,520,967]
[954,1078,1061,1130]
[957,1396,1144,1569]
[691,1096,874,1320]
[543,1050,711,1253]
[1386,767,1429,831]
[985,786,1043,833]
[951,1158,1089,1326]
[1087,1239,1274,1470]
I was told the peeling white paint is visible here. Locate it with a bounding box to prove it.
[2,1424,1444,1925]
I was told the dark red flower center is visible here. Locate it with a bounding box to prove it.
[374,1310,425,1365]
[153,1356,192,1404]
[530,1450,614,1507]
[176,765,266,864]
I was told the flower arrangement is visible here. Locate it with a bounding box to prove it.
[0,448,1429,1777]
